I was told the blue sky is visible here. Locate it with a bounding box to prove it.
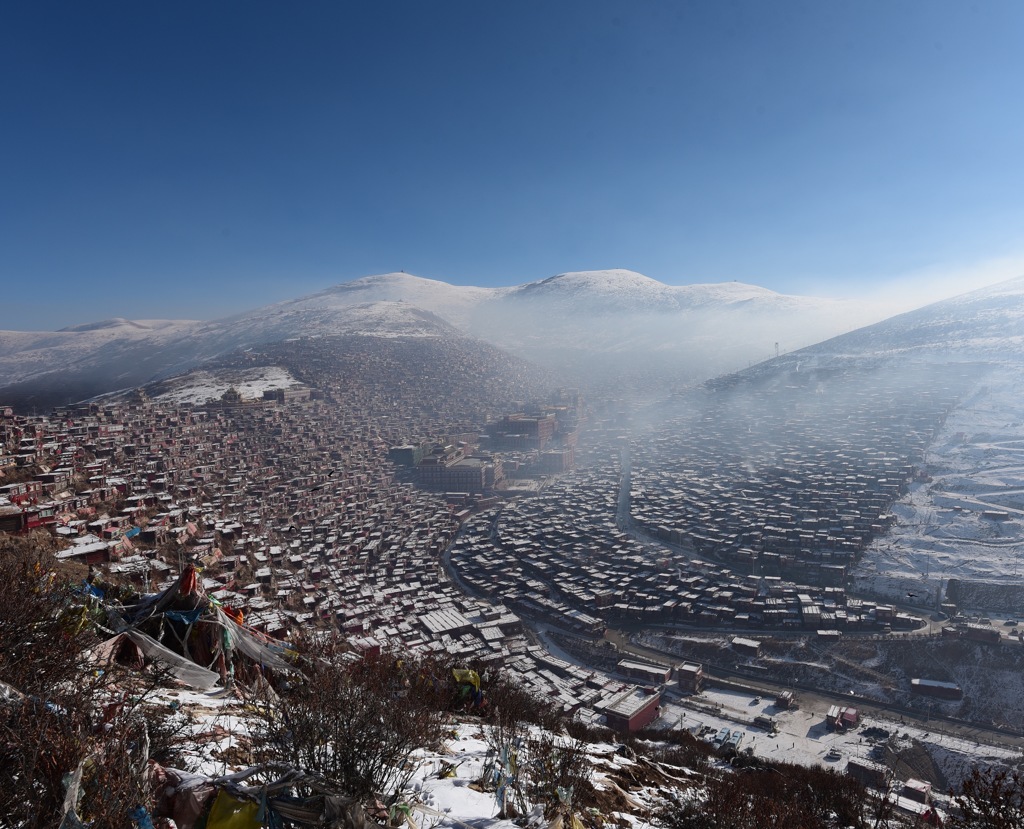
[3,1,1024,329]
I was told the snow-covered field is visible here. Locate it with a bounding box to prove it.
[157,674,1017,829]
[653,686,1018,790]
[149,366,300,404]
[854,364,1024,606]
[156,687,665,829]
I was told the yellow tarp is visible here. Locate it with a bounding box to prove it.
[452,668,480,690]
[205,790,261,829]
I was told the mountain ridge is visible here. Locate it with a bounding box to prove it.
[0,268,994,409]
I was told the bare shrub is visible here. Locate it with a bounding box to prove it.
[482,673,535,758]
[252,637,450,805]
[656,759,879,829]
[473,672,595,820]
[0,541,180,828]
[949,767,1024,829]
[564,717,614,745]
[526,731,593,820]
[631,727,713,773]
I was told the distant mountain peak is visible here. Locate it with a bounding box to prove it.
[524,268,663,290]
[542,268,656,284]
[511,269,678,310]
[320,272,442,292]
[59,318,148,333]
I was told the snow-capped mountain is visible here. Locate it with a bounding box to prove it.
[505,268,781,311]
[469,270,881,388]
[0,319,197,385]
[292,273,497,327]
[0,269,892,408]
[783,273,1024,368]
[192,298,459,350]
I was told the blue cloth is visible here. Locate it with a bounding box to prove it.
[130,806,155,829]
[82,580,105,599]
[165,609,204,625]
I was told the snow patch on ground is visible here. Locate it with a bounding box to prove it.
[151,366,300,404]
[854,365,1024,603]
